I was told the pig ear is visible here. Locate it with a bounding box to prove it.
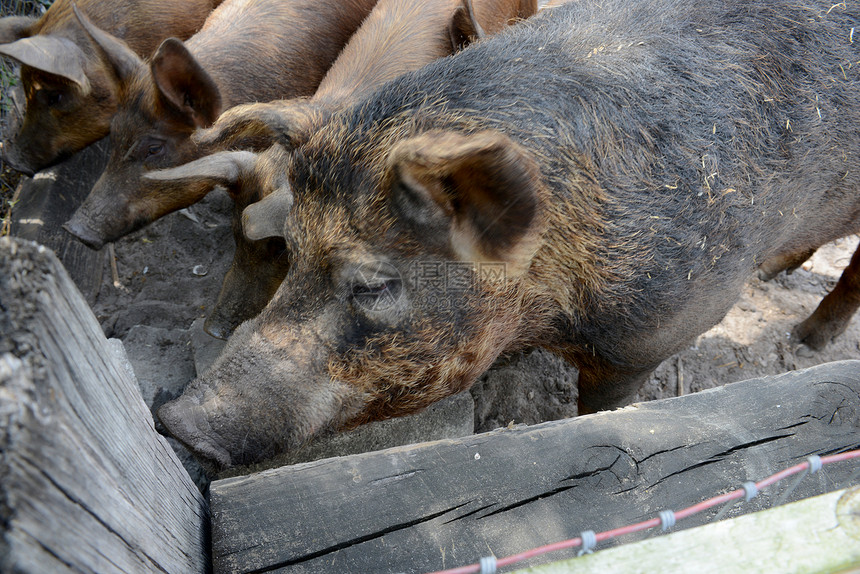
[144,150,258,189]
[449,0,485,51]
[518,0,539,20]
[73,5,142,84]
[388,130,543,275]
[241,185,294,241]
[0,16,36,43]
[194,100,315,151]
[152,37,222,129]
[0,35,90,91]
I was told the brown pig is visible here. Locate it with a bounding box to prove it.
[156,0,860,472]
[61,0,380,249]
[452,0,538,45]
[146,0,538,339]
[0,0,224,175]
[145,145,293,340]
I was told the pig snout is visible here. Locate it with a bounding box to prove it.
[157,373,284,471]
[204,239,291,340]
[158,321,366,471]
[1,140,37,178]
[203,265,270,340]
[63,214,110,250]
[64,175,149,250]
[157,389,234,471]
[202,314,235,341]
[0,89,37,176]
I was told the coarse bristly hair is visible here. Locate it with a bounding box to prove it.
[281,0,860,408]
[162,0,860,470]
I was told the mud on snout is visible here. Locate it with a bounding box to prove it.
[157,321,367,472]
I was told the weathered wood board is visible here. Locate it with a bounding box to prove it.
[211,360,860,574]
[516,487,860,574]
[9,139,109,304]
[0,237,209,574]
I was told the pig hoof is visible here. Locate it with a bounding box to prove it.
[62,220,106,250]
[790,324,828,352]
[756,268,779,282]
[794,344,816,358]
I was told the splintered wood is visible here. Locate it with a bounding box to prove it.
[210,361,860,574]
[0,237,208,574]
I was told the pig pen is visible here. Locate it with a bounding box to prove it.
[2,136,860,573]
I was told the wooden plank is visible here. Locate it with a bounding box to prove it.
[9,139,109,304]
[0,237,209,574]
[515,487,860,574]
[210,360,860,574]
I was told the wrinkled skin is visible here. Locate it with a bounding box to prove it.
[148,0,538,338]
[160,0,860,472]
[0,0,222,175]
[63,0,380,249]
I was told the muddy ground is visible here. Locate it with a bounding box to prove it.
[88,189,860,459]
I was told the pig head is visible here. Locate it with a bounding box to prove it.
[0,0,220,174]
[158,129,547,471]
[61,11,223,248]
[63,0,379,249]
[145,146,294,339]
[0,11,115,174]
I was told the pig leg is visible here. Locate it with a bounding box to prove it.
[757,247,816,281]
[574,357,656,415]
[791,243,860,351]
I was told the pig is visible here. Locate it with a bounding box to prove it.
[145,0,538,339]
[157,0,860,471]
[144,145,293,340]
[0,0,224,175]
[61,0,380,249]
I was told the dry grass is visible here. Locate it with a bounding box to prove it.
[1,0,52,236]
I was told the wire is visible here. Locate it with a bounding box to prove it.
[428,449,860,574]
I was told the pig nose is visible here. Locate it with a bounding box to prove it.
[63,216,106,250]
[158,397,233,471]
[1,141,36,178]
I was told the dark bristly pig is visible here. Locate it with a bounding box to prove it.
[0,0,224,175]
[144,0,538,339]
[61,0,380,249]
[158,0,860,471]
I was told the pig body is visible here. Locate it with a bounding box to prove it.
[148,0,538,339]
[311,0,538,104]
[62,0,379,249]
[0,0,223,174]
[159,0,860,471]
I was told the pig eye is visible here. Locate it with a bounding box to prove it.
[135,137,167,162]
[146,142,164,157]
[351,279,402,311]
[37,89,65,108]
